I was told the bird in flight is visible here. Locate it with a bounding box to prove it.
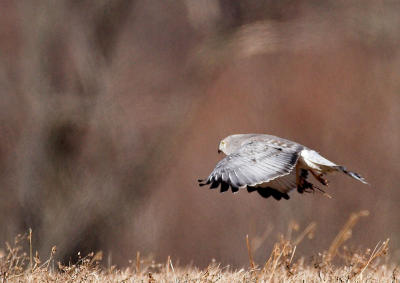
[198,134,367,200]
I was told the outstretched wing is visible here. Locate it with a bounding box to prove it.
[198,141,301,198]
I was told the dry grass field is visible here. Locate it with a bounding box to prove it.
[1,211,397,282]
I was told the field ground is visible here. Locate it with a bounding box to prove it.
[0,262,397,282]
[1,211,397,282]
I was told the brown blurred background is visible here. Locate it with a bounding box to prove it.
[0,0,399,267]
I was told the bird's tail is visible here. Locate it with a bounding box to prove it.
[335,166,368,184]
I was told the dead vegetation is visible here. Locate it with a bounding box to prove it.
[0,211,396,282]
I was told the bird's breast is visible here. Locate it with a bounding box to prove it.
[298,149,322,171]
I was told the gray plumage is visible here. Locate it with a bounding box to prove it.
[198,134,367,201]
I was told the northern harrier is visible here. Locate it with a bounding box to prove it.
[198,134,367,200]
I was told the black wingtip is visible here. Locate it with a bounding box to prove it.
[220,181,229,193]
[210,181,220,189]
[231,185,239,193]
[271,191,282,200]
[254,187,290,201]
[255,188,271,199]
[198,178,212,187]
[247,186,257,193]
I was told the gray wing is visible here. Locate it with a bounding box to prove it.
[199,141,301,200]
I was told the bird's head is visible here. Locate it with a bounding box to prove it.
[218,134,255,155]
[218,140,227,154]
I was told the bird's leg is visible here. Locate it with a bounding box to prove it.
[296,169,331,197]
[298,169,332,198]
[310,169,329,186]
[296,166,307,193]
[297,168,313,193]
[296,166,305,193]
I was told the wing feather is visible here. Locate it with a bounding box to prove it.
[199,141,301,196]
